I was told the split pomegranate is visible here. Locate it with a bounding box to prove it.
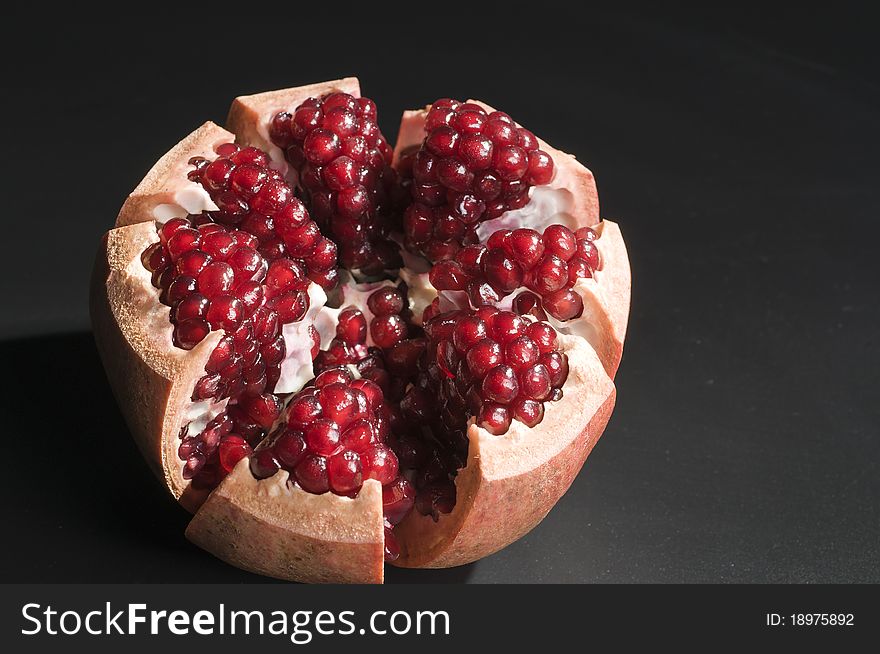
[91,77,631,583]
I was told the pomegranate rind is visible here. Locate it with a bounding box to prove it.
[226,77,361,159]
[575,219,630,378]
[393,336,615,568]
[95,82,632,583]
[186,466,385,584]
[90,222,222,512]
[115,121,233,227]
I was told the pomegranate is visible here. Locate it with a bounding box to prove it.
[91,77,631,583]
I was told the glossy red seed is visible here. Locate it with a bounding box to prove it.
[315,367,354,388]
[512,397,545,427]
[482,248,522,293]
[528,254,568,295]
[274,430,307,470]
[505,336,540,369]
[336,308,367,344]
[361,444,399,485]
[543,288,584,321]
[382,477,416,526]
[327,451,363,495]
[219,435,252,472]
[367,287,404,316]
[270,290,309,323]
[174,318,209,349]
[526,321,558,353]
[287,394,323,428]
[303,419,341,456]
[166,228,201,260]
[509,229,545,268]
[543,224,577,260]
[205,295,244,330]
[370,314,408,349]
[250,448,280,480]
[477,402,511,435]
[465,338,503,378]
[239,393,282,429]
[197,261,235,298]
[541,351,570,388]
[519,363,552,400]
[482,365,519,404]
[295,454,330,494]
[429,259,468,290]
[341,419,375,453]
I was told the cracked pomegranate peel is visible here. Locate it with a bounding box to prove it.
[90,77,631,583]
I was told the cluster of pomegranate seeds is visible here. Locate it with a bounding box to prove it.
[248,367,414,560]
[424,307,568,435]
[399,99,554,262]
[141,142,337,482]
[187,142,339,291]
[428,224,601,321]
[268,92,401,275]
[388,383,466,522]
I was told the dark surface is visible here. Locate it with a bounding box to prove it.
[1,7,878,583]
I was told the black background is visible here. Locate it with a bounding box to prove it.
[1,4,878,583]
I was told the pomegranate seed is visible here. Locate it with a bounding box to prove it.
[367,287,404,316]
[205,295,244,331]
[543,288,584,321]
[274,430,307,470]
[336,308,367,344]
[477,402,511,435]
[429,260,467,291]
[287,394,323,428]
[512,397,545,426]
[315,367,354,388]
[482,247,523,293]
[197,261,235,298]
[341,419,375,453]
[543,224,577,260]
[141,242,168,272]
[370,314,408,348]
[327,450,363,495]
[174,318,209,349]
[166,228,201,260]
[505,336,540,369]
[304,419,341,456]
[383,477,416,526]
[361,444,399,485]
[167,276,197,304]
[527,321,558,353]
[509,229,545,268]
[238,393,282,429]
[295,454,330,494]
[219,435,252,472]
[173,293,209,323]
[528,254,568,295]
[519,363,552,400]
[482,365,519,404]
[250,448,280,479]
[465,339,503,378]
